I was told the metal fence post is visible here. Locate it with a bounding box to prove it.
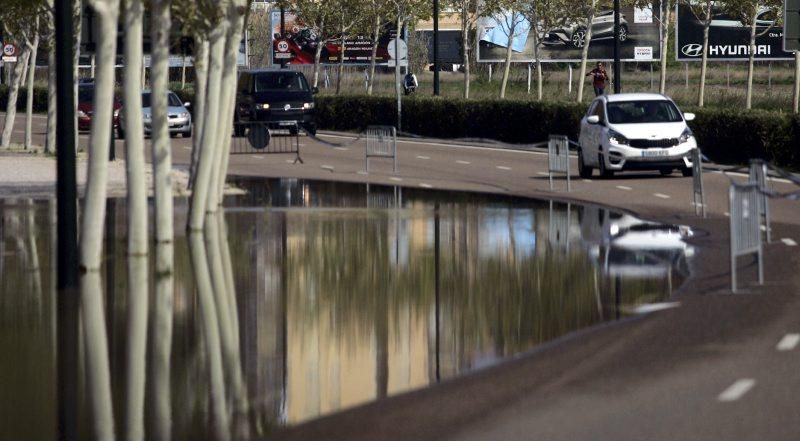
[692,148,705,217]
[729,182,764,293]
[748,159,771,243]
[365,125,398,174]
[548,135,570,192]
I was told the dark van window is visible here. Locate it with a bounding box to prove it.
[254,72,309,92]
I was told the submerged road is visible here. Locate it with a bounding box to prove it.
[4,114,800,439]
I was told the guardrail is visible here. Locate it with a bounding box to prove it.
[548,135,571,192]
[230,121,303,164]
[729,182,764,293]
[748,159,771,243]
[365,125,398,173]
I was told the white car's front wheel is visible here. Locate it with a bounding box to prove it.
[598,151,614,178]
[578,149,593,178]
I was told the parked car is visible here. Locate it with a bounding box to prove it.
[77,83,122,131]
[577,93,697,178]
[543,11,628,48]
[234,69,318,136]
[117,90,192,139]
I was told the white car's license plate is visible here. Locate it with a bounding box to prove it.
[641,149,669,157]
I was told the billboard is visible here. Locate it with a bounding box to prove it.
[270,11,403,65]
[477,5,662,63]
[676,3,794,61]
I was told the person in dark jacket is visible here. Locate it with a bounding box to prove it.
[587,62,609,96]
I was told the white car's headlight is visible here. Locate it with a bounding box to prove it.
[180,112,189,118]
[113,109,120,117]
[256,103,270,110]
[607,129,629,145]
[303,102,315,110]
[77,110,87,118]
[679,127,693,143]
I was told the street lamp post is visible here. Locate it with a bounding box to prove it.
[613,0,621,93]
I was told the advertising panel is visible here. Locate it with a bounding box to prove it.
[675,2,793,61]
[477,5,661,62]
[271,11,402,65]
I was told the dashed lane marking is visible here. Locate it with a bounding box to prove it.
[389,177,402,182]
[654,193,671,199]
[416,155,430,160]
[723,212,730,217]
[182,146,192,150]
[320,165,334,172]
[781,238,797,247]
[496,166,512,170]
[285,159,295,164]
[419,183,433,188]
[582,179,592,183]
[718,379,755,402]
[616,185,632,191]
[334,147,349,151]
[250,155,264,160]
[536,172,549,176]
[631,302,680,314]
[456,160,471,165]
[776,334,800,351]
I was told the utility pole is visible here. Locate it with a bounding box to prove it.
[613,0,621,93]
[433,0,440,95]
[55,0,79,439]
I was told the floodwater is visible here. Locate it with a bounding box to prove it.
[0,178,694,439]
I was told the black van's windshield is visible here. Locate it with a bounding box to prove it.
[254,72,309,92]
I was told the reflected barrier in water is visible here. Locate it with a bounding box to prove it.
[0,180,694,437]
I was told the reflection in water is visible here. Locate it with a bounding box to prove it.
[0,180,694,438]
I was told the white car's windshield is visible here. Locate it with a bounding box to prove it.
[607,100,683,124]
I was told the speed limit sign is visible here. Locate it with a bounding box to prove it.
[277,40,289,53]
[2,43,17,62]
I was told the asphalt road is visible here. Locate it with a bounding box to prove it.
[4,112,800,439]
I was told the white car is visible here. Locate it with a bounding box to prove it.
[577,93,697,178]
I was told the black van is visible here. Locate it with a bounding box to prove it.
[234,69,318,135]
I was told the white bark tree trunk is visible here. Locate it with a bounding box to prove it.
[745,7,757,110]
[698,2,711,107]
[189,37,209,190]
[462,12,470,99]
[312,19,325,88]
[1,47,31,148]
[499,28,514,99]
[46,28,57,154]
[577,4,596,103]
[73,0,82,152]
[25,20,40,150]
[367,16,380,95]
[794,51,799,113]
[122,0,148,438]
[659,0,670,94]
[336,22,346,95]
[151,0,174,247]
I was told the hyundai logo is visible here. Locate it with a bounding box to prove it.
[681,44,703,57]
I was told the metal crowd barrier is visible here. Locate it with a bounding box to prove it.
[691,148,706,218]
[548,135,571,192]
[365,125,398,173]
[748,159,771,243]
[230,121,303,164]
[729,182,764,293]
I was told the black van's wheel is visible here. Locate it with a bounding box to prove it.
[578,148,593,178]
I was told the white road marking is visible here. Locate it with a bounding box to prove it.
[419,183,433,188]
[320,165,334,172]
[776,334,800,351]
[285,159,295,164]
[781,238,798,247]
[416,155,430,160]
[456,160,471,165]
[723,212,730,217]
[632,302,681,314]
[250,155,264,160]
[389,177,403,182]
[582,179,592,183]
[616,185,632,191]
[653,193,671,199]
[182,146,192,150]
[718,379,756,402]
[537,171,550,176]
[334,147,349,151]
[496,166,512,171]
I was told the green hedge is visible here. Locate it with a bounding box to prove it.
[317,95,800,170]
[4,86,798,169]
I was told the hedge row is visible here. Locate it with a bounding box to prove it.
[3,86,797,169]
[0,85,49,113]
[316,95,800,170]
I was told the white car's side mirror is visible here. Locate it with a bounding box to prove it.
[184,102,191,108]
[684,112,695,121]
[587,115,600,124]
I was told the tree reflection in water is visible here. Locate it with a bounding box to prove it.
[0,181,689,438]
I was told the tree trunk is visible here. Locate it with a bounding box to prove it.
[336,24,346,95]
[395,13,402,131]
[698,2,711,107]
[462,10,470,99]
[25,22,40,150]
[745,7,757,110]
[531,9,542,101]
[73,0,82,152]
[1,47,30,148]
[189,37,209,191]
[659,0,670,94]
[151,0,173,246]
[188,27,226,231]
[577,4,596,103]
[499,24,514,99]
[122,0,148,438]
[312,18,325,88]
[46,29,57,154]
[367,17,380,95]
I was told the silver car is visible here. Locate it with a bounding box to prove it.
[543,11,629,48]
[118,90,192,139]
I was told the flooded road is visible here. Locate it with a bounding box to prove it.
[0,179,694,438]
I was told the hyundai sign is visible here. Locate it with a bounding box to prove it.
[676,2,794,61]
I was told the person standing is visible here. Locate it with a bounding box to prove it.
[587,62,609,96]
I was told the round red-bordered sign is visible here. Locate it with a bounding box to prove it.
[2,44,16,57]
